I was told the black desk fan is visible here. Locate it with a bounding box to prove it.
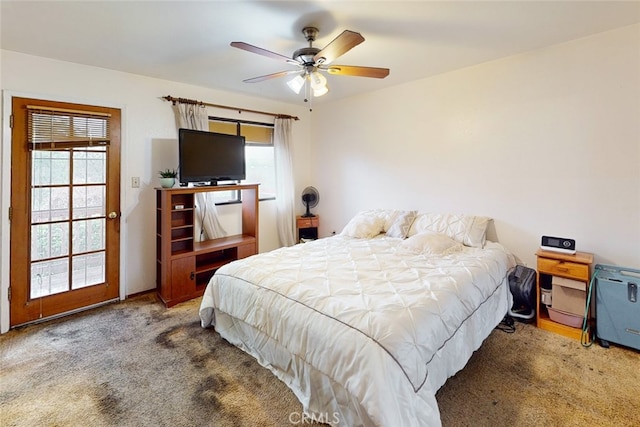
[301,186,319,217]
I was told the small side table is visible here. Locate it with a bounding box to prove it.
[296,215,319,243]
[535,249,594,340]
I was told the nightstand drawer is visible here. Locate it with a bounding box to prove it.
[297,218,318,228]
[537,258,589,281]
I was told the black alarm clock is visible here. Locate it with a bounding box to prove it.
[541,236,576,254]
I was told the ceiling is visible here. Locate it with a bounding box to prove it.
[2,1,639,106]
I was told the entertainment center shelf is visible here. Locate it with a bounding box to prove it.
[156,184,259,307]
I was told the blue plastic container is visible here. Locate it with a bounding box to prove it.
[594,264,640,350]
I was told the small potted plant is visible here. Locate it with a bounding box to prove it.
[159,168,178,188]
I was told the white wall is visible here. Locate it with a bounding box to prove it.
[2,24,639,333]
[0,50,312,332]
[311,25,640,269]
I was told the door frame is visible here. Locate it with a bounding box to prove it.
[0,90,127,333]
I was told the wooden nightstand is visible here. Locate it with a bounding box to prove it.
[296,215,319,243]
[535,249,594,340]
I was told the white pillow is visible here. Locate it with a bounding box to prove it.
[408,213,491,248]
[401,232,463,255]
[355,209,404,232]
[341,212,385,238]
[385,210,417,239]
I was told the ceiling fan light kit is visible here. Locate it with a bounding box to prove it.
[286,74,306,94]
[285,70,328,97]
[309,71,328,96]
[311,83,328,97]
[231,26,389,102]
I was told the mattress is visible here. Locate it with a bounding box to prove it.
[200,235,514,426]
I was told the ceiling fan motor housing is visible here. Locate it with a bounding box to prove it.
[302,27,319,42]
[292,47,321,65]
[294,27,327,66]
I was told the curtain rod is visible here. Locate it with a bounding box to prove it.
[162,95,299,121]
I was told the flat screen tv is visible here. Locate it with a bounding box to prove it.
[178,129,246,186]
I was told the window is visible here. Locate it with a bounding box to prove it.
[209,118,276,202]
[245,144,276,198]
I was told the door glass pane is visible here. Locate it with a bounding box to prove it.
[32,187,69,223]
[72,253,105,289]
[73,147,106,184]
[72,219,105,253]
[31,259,69,298]
[31,223,69,261]
[73,186,105,219]
[32,151,70,186]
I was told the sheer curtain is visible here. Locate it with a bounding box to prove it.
[274,118,296,246]
[171,102,227,240]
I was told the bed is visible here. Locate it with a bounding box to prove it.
[199,210,515,426]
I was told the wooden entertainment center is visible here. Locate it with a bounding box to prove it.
[156,184,259,307]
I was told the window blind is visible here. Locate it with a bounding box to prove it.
[27,105,111,150]
[209,119,273,144]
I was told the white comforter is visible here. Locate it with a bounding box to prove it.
[200,235,514,426]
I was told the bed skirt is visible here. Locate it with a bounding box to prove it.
[203,281,510,427]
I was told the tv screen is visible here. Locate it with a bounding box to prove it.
[178,129,246,185]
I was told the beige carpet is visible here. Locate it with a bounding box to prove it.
[1,293,638,426]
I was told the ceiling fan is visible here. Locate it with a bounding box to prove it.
[230,27,390,98]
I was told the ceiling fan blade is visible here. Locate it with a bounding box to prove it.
[231,41,299,65]
[313,30,365,65]
[323,65,390,79]
[243,70,301,83]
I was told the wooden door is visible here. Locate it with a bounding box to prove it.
[9,97,121,327]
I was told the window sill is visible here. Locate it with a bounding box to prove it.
[216,196,275,206]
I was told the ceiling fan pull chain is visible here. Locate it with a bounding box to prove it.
[308,78,313,112]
